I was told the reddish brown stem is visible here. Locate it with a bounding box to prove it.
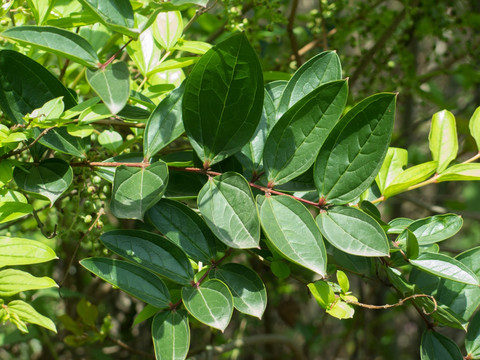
[99,39,133,70]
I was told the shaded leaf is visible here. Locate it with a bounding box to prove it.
[375,147,408,193]
[152,310,190,360]
[466,310,480,358]
[397,214,462,245]
[133,304,160,326]
[0,237,57,267]
[404,230,419,260]
[420,330,463,360]
[428,110,458,173]
[0,269,57,297]
[37,127,88,158]
[469,106,480,151]
[98,130,123,152]
[7,300,56,333]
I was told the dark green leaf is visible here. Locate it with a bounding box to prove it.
[183,32,263,166]
[466,310,480,358]
[404,230,419,259]
[152,310,190,360]
[420,330,463,360]
[80,258,170,308]
[314,93,396,204]
[396,214,462,245]
[37,127,88,158]
[133,304,160,326]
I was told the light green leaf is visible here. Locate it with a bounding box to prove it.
[327,301,354,319]
[66,124,95,138]
[308,281,335,309]
[337,270,349,293]
[420,330,463,360]
[0,237,57,267]
[428,110,458,173]
[25,96,64,124]
[183,32,263,166]
[468,106,480,151]
[1,26,99,67]
[26,0,55,25]
[197,172,260,249]
[181,279,233,331]
[466,310,480,358]
[264,80,348,186]
[383,161,438,198]
[410,252,479,286]
[80,258,171,308]
[314,93,396,204]
[100,230,194,285]
[146,199,217,263]
[173,40,212,54]
[13,158,73,205]
[87,61,130,115]
[212,263,267,319]
[152,11,183,51]
[375,147,408,193]
[316,206,390,257]
[126,16,161,76]
[437,163,480,182]
[0,269,57,297]
[258,195,327,276]
[147,57,198,75]
[110,161,169,220]
[7,300,56,333]
[152,310,190,360]
[396,214,462,245]
[98,130,123,152]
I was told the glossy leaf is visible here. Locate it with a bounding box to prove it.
[37,127,88,158]
[173,40,212,54]
[152,310,190,360]
[316,206,390,257]
[26,0,54,25]
[197,172,260,249]
[98,130,123,152]
[7,300,56,333]
[265,80,287,109]
[314,93,396,204]
[0,269,57,296]
[80,258,171,308]
[183,32,263,166]
[466,310,480,358]
[13,158,73,205]
[86,61,130,115]
[327,301,354,319]
[469,106,480,150]
[146,199,217,263]
[410,252,479,286]
[181,279,233,331]
[126,25,161,76]
[144,82,185,158]
[258,195,327,276]
[383,161,438,198]
[277,51,342,118]
[0,202,32,224]
[420,330,463,360]
[429,110,458,173]
[110,161,169,220]
[152,11,183,51]
[337,270,350,293]
[264,80,347,186]
[0,237,57,267]
[404,230,419,259]
[308,281,335,309]
[2,26,99,67]
[375,147,408,193]
[100,230,194,285]
[397,214,462,245]
[437,163,480,182]
[212,263,267,319]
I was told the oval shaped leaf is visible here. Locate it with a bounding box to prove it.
[183,32,263,166]
[420,330,463,360]
[86,61,130,115]
[37,127,89,158]
[0,269,57,297]
[314,93,396,204]
[7,300,56,333]
[0,236,57,267]
[410,252,479,286]
[212,263,267,319]
[110,161,169,220]
[126,25,161,76]
[437,163,480,182]
[375,147,408,193]
[13,158,73,205]
[258,195,327,276]
[396,214,463,245]
[80,257,171,308]
[316,206,389,257]
[264,80,348,186]
[466,310,480,358]
[152,11,183,51]
[429,110,458,173]
[152,310,190,360]
[2,25,99,67]
[469,106,480,151]
[383,161,438,198]
[100,230,194,285]
[146,199,217,263]
[265,80,287,109]
[197,172,260,249]
[181,279,233,331]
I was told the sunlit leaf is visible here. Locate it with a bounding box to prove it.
[428,110,458,173]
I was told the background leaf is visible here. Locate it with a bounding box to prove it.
[428,110,458,173]
[420,330,463,360]
[152,310,190,360]
[466,310,480,358]
[468,106,480,151]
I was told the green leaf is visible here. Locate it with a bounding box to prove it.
[13,158,73,205]
[327,301,354,319]
[25,96,64,124]
[270,260,290,279]
[95,153,144,183]
[146,199,217,263]
[212,263,267,319]
[7,300,56,333]
[100,230,194,285]
[0,50,77,124]
[0,269,57,297]
[420,330,463,360]
[197,172,260,249]
[37,127,88,158]
[264,80,348,186]
[466,310,480,358]
[152,310,190,360]
[383,161,438,198]
[314,93,396,204]
[76,298,98,327]
[133,304,160,326]
[375,147,408,193]
[308,281,335,309]
[183,32,263,166]
[144,82,185,158]
[181,279,233,331]
[337,270,349,293]
[437,163,480,182]
[110,161,169,220]
[258,195,327,276]
[152,11,183,51]
[277,51,342,118]
[1,26,99,67]
[316,206,389,257]
[428,110,458,173]
[86,61,130,115]
[468,106,480,151]
[80,258,171,308]
[0,202,33,224]
[0,237,57,267]
[126,25,161,76]
[404,230,419,259]
[396,214,463,245]
[410,252,479,286]
[173,40,212,55]
[98,130,123,152]
[147,57,198,75]
[26,0,55,25]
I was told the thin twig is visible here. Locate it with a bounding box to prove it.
[345,294,437,315]
[0,126,56,160]
[90,119,146,128]
[31,204,57,239]
[183,1,218,33]
[99,39,133,70]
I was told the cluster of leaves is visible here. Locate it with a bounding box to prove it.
[1,1,480,359]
